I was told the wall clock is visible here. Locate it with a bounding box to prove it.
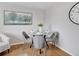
[69,2,79,25]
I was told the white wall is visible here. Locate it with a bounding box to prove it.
[0,2,79,56]
[45,2,79,56]
[0,4,45,45]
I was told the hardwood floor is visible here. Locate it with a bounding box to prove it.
[0,44,71,56]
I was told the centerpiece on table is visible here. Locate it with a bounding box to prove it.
[38,23,43,33]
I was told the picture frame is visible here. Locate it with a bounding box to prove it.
[4,10,32,25]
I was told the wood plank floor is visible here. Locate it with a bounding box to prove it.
[0,44,71,56]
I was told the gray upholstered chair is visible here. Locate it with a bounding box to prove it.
[32,35,46,56]
[46,32,59,46]
[22,31,32,48]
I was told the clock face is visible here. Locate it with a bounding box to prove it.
[69,2,79,25]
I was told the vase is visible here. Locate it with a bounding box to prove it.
[38,27,42,33]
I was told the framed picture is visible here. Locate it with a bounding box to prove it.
[4,10,32,25]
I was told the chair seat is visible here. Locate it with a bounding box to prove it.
[24,38,32,43]
[46,38,55,42]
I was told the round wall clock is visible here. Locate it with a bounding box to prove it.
[69,2,79,25]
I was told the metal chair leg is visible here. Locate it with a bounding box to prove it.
[30,44,32,48]
[30,39,33,48]
[44,48,46,56]
[39,49,41,54]
[8,49,9,53]
[53,41,55,46]
[32,49,35,56]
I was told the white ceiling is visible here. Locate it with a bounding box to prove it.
[0,2,54,10]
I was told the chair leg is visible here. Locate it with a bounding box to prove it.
[44,48,46,56]
[42,48,46,56]
[30,44,32,48]
[32,49,35,56]
[39,49,41,54]
[23,43,30,50]
[45,42,49,49]
[30,40,33,48]
[53,41,55,46]
[8,49,9,53]
[44,39,49,49]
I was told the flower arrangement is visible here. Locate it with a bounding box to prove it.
[38,24,43,27]
[37,24,43,33]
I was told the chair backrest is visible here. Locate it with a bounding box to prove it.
[33,35,45,49]
[22,32,30,39]
[51,32,59,39]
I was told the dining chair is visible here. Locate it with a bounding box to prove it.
[32,35,46,56]
[46,32,59,46]
[22,31,32,48]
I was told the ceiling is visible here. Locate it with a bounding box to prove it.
[0,2,54,10]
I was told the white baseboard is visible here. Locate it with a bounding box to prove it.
[10,42,24,46]
[56,45,73,56]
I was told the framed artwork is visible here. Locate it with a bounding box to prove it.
[4,10,32,25]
